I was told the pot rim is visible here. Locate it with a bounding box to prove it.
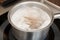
[8,1,54,32]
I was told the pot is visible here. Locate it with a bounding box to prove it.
[8,1,60,40]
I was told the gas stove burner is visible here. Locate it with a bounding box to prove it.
[3,22,54,40]
[0,12,60,40]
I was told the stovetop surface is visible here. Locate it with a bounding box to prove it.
[0,12,60,40]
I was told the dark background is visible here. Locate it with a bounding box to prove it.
[48,0,60,6]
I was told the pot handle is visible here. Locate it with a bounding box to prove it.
[54,13,60,19]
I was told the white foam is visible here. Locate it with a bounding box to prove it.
[11,7,51,31]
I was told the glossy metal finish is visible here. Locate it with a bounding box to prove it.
[8,1,60,40]
[12,26,49,40]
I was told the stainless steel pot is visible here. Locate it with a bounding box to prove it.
[8,1,60,40]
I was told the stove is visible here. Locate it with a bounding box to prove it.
[0,12,60,40]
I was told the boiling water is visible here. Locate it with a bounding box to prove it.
[11,7,51,31]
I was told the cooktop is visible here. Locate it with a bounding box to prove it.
[0,12,60,40]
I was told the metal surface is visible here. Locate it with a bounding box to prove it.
[0,12,60,40]
[8,1,60,40]
[8,1,54,40]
